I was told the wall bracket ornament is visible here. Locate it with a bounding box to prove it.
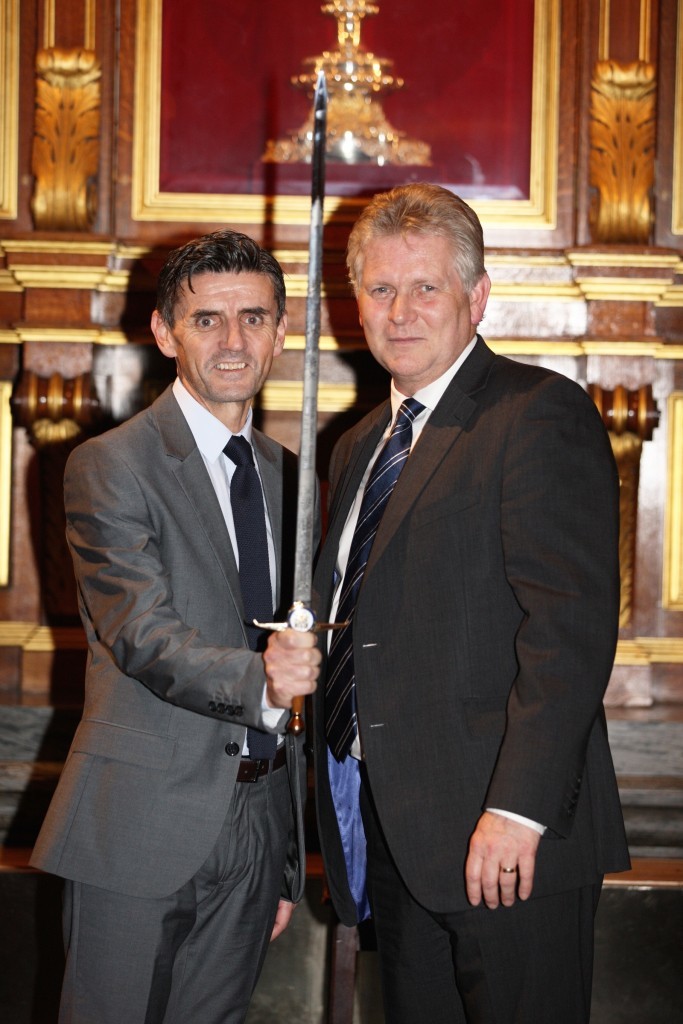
[30,48,101,231]
[588,60,656,244]
[588,383,659,628]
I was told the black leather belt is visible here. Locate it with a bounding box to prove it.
[236,744,287,783]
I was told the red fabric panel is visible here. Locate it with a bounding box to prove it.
[159,0,534,198]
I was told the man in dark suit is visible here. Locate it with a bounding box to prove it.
[31,230,321,1024]
[313,183,630,1023]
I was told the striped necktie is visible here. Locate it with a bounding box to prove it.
[325,397,424,761]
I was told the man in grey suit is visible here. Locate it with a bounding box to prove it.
[31,230,321,1024]
[313,184,630,1023]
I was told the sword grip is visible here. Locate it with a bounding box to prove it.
[287,696,305,735]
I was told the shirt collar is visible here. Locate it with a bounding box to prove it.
[172,378,253,462]
[390,334,478,419]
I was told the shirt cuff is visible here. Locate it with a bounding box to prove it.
[261,684,287,730]
[486,808,546,835]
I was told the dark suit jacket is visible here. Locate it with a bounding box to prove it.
[31,385,307,902]
[313,337,630,926]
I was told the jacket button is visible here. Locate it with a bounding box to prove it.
[225,742,240,757]
[226,704,235,715]
[208,701,217,712]
[234,705,244,717]
[216,703,227,714]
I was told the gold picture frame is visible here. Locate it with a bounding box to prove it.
[131,0,560,230]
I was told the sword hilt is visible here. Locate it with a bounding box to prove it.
[252,602,347,735]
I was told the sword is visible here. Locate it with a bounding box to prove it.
[255,72,342,735]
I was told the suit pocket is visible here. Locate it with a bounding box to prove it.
[72,719,176,770]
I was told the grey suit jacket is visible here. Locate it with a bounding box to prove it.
[313,337,630,925]
[31,385,307,901]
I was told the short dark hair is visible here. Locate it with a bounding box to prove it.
[347,183,486,295]
[156,230,286,326]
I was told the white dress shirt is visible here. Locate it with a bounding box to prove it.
[172,378,285,735]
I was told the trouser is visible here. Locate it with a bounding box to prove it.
[359,769,601,1024]
[59,763,292,1024]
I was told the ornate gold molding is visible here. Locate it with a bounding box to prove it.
[589,384,660,628]
[31,47,101,230]
[132,0,560,230]
[664,392,683,609]
[2,619,681,664]
[0,0,19,219]
[589,60,656,243]
[674,0,683,234]
[11,371,100,442]
[0,381,11,586]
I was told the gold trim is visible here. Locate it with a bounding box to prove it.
[1,240,120,255]
[0,622,87,650]
[43,0,55,49]
[0,382,11,586]
[261,380,358,412]
[7,265,130,291]
[0,0,19,219]
[614,637,683,664]
[565,252,681,269]
[0,327,130,345]
[2,619,682,663]
[673,0,683,234]
[573,276,674,302]
[663,392,683,609]
[132,0,560,230]
[3,328,683,361]
[84,0,96,51]
[598,0,610,61]
[639,0,652,63]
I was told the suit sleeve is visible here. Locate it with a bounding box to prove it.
[63,438,269,728]
[484,374,621,836]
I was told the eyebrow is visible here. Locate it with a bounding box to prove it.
[189,306,271,319]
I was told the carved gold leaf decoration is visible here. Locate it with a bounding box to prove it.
[31,48,102,231]
[610,432,643,628]
[589,60,656,244]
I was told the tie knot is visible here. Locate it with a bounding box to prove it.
[395,397,424,429]
[224,434,254,468]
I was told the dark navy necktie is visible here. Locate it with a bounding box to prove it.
[224,435,277,760]
[325,397,425,761]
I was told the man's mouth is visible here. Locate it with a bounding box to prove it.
[215,361,247,371]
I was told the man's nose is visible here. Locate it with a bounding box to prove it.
[219,322,243,349]
[390,291,415,322]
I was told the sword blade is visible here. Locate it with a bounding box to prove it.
[293,71,327,608]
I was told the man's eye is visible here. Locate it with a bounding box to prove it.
[198,316,215,328]
[243,314,264,326]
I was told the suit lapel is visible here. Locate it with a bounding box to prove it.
[152,387,245,624]
[365,337,495,570]
[253,431,282,603]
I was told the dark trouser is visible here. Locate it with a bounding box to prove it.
[59,765,291,1024]
[359,770,601,1024]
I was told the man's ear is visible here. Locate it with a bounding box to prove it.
[469,273,491,326]
[273,311,287,358]
[151,310,176,358]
